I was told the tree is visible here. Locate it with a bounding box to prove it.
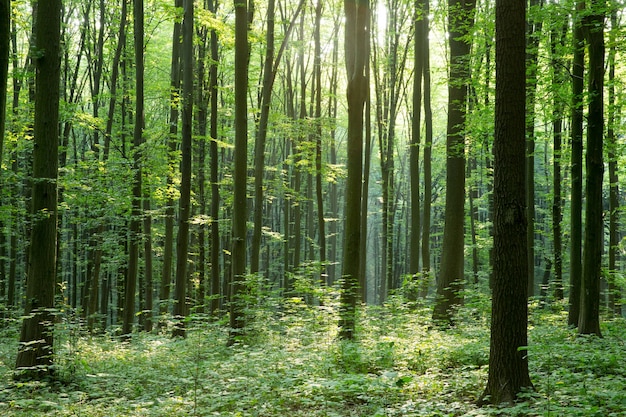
[228,0,250,345]
[578,0,604,337]
[568,0,584,327]
[339,0,369,340]
[15,0,61,379]
[0,0,8,161]
[122,0,145,337]
[172,0,194,338]
[432,0,476,323]
[480,0,533,403]
[208,0,221,316]
[161,0,183,320]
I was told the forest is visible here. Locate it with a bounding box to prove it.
[1,0,626,415]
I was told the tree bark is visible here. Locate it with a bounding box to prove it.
[568,0,584,327]
[432,0,475,323]
[173,0,194,338]
[15,0,61,379]
[578,3,604,337]
[339,0,368,339]
[228,0,250,345]
[122,0,145,338]
[480,0,533,403]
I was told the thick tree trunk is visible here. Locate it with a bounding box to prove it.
[15,0,61,379]
[480,0,533,403]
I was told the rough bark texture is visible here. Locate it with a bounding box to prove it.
[480,0,533,404]
[15,0,61,379]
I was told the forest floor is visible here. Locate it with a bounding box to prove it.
[1,293,625,416]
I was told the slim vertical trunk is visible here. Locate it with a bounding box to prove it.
[568,1,584,327]
[228,0,250,345]
[161,0,183,318]
[607,8,620,316]
[15,0,61,379]
[173,0,194,338]
[122,0,145,337]
[433,0,476,323]
[420,0,432,297]
[208,0,221,315]
[339,0,369,340]
[578,3,604,337]
[525,0,541,297]
[0,0,8,161]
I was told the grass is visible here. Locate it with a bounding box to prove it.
[0,295,625,416]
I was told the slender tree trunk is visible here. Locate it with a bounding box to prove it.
[525,0,542,298]
[578,3,604,337]
[432,0,475,323]
[173,0,194,338]
[161,0,183,319]
[339,0,369,340]
[228,0,250,345]
[313,0,326,286]
[607,8,620,316]
[15,0,61,379]
[208,0,221,316]
[409,0,425,295]
[420,0,432,298]
[550,18,567,300]
[0,0,8,161]
[122,0,145,337]
[480,0,533,403]
[568,0,584,327]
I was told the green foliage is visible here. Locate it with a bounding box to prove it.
[1,301,626,416]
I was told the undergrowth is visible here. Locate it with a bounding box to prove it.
[0,295,625,416]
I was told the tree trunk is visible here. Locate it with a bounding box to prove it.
[578,4,604,337]
[208,0,221,316]
[228,0,250,345]
[568,0,584,327]
[122,0,145,338]
[0,0,8,161]
[339,0,369,340]
[173,0,194,338]
[607,8,620,316]
[525,0,541,298]
[432,0,475,324]
[409,0,425,298]
[420,0,433,298]
[15,0,61,379]
[480,0,533,402]
[161,0,183,320]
